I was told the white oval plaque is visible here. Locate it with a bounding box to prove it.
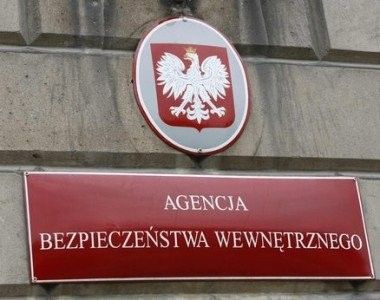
[133,17,250,155]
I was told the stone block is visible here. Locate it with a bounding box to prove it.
[0,51,379,170]
[359,179,380,279]
[196,0,317,59]
[207,61,380,170]
[0,0,26,45]
[0,50,192,168]
[46,280,376,298]
[30,0,168,49]
[28,0,317,59]
[0,173,29,284]
[322,0,380,62]
[250,63,380,159]
[32,0,106,47]
[0,51,171,154]
[102,0,168,50]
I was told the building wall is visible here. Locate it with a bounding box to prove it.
[0,0,379,298]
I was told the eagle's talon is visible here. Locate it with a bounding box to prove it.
[210,106,226,117]
[170,106,186,117]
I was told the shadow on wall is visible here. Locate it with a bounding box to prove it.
[159,0,199,15]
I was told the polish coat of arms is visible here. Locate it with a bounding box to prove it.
[151,44,235,131]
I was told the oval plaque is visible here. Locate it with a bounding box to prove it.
[133,17,250,155]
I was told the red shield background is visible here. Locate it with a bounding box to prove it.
[150,43,235,131]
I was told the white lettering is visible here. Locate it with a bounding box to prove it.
[329,233,339,249]
[164,194,249,211]
[40,233,53,250]
[339,233,351,250]
[53,232,65,250]
[122,231,133,248]
[232,231,243,248]
[243,231,259,247]
[351,234,363,250]
[164,195,177,210]
[108,231,121,248]
[176,195,189,210]
[236,196,248,211]
[66,232,78,249]
[189,195,201,210]
[215,196,227,211]
[215,231,230,247]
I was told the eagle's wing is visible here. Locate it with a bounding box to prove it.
[156,53,189,99]
[199,56,230,101]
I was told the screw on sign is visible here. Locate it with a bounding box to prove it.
[133,17,250,155]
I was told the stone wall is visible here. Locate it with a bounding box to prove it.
[0,0,379,298]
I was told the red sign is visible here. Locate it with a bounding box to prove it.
[24,173,374,282]
[150,43,235,131]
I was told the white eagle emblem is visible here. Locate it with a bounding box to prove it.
[156,47,230,124]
